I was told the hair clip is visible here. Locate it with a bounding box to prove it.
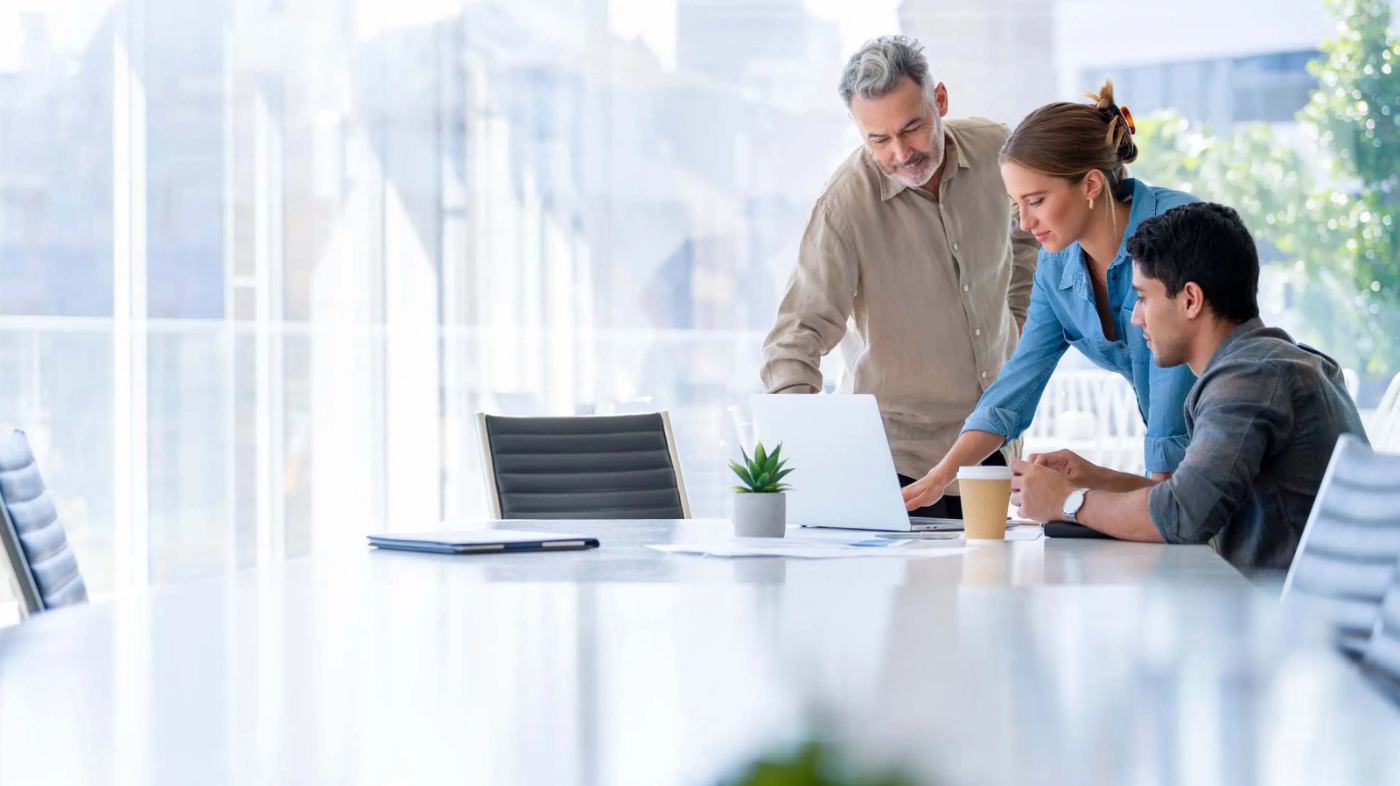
[1119,105,1136,135]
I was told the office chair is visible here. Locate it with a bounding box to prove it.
[1281,435,1400,655]
[0,429,87,617]
[1362,558,1400,700]
[477,412,691,519]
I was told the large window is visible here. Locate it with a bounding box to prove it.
[1,0,1396,600]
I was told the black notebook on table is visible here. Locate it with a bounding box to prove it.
[1042,521,1116,539]
[368,529,600,554]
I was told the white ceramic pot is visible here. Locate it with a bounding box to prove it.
[732,492,786,538]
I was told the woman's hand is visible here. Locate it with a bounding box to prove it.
[902,467,954,511]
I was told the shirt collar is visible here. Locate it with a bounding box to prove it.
[1206,317,1267,371]
[1058,246,1083,290]
[1120,178,1157,258]
[1057,178,1153,291]
[876,127,968,202]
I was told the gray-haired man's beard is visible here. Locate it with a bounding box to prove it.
[888,154,938,188]
[884,122,945,189]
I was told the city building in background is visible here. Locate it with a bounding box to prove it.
[898,0,1057,126]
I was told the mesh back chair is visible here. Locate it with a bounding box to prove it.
[477,412,691,520]
[1362,558,1400,698]
[0,430,87,617]
[1281,435,1400,655]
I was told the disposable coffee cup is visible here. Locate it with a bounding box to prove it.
[957,466,1013,541]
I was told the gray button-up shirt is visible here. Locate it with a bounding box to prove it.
[1148,319,1368,573]
[760,118,1038,478]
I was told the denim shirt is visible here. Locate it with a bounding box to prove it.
[962,179,1198,473]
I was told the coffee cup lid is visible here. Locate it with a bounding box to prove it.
[956,465,1013,480]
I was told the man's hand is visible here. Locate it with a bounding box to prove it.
[1029,449,1103,488]
[1010,458,1077,523]
[1035,449,1163,493]
[902,468,953,511]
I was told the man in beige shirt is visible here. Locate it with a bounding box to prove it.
[761,36,1037,517]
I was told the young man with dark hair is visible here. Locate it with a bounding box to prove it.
[1010,202,1367,574]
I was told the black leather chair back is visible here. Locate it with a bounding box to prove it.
[478,413,690,520]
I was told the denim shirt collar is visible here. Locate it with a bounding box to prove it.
[1057,178,1158,291]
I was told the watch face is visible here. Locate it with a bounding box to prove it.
[1063,489,1086,519]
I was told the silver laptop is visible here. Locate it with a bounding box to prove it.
[751,393,1009,533]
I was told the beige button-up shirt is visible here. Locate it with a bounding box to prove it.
[760,118,1038,479]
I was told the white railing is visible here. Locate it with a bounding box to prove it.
[1023,368,1147,475]
[1368,372,1400,453]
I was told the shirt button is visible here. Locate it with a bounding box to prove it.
[953,242,960,252]
[980,371,988,379]
[962,284,970,292]
[975,329,982,336]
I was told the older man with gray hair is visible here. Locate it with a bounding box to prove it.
[760,36,1037,518]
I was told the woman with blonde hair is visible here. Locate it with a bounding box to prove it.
[904,80,1201,514]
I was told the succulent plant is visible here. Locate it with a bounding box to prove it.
[718,739,922,786]
[729,440,794,494]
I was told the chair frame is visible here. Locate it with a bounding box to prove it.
[0,485,45,616]
[478,413,504,518]
[476,411,692,520]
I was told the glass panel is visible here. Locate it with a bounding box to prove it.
[0,324,115,592]
[0,0,1395,604]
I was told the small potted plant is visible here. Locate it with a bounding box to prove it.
[718,738,921,786]
[729,440,793,538]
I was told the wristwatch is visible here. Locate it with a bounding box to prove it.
[1062,488,1090,523]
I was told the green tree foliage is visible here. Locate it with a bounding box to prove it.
[1300,0,1400,371]
[1130,0,1400,374]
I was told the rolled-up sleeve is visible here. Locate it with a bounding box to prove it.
[1148,363,1292,543]
[1142,361,1196,473]
[962,260,1068,441]
[760,202,857,394]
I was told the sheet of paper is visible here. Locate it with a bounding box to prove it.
[786,527,958,543]
[789,525,1042,543]
[647,537,970,559]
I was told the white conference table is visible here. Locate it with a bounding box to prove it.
[349,518,1253,588]
[1,519,1397,786]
